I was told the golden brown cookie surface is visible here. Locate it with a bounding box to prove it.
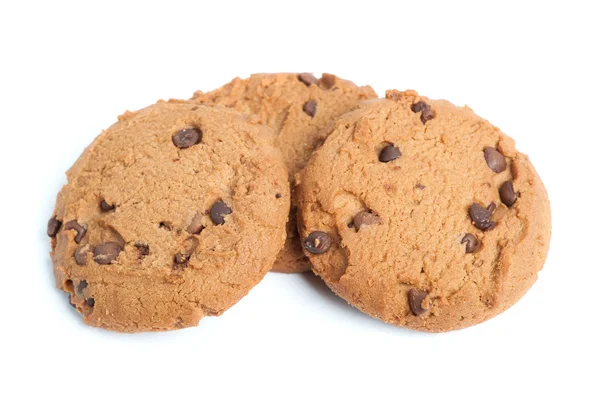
[48,101,289,332]
[192,73,377,272]
[296,90,551,332]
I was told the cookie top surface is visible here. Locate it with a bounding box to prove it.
[192,73,377,272]
[49,101,290,332]
[296,90,551,332]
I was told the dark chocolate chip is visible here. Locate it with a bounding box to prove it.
[210,200,232,225]
[302,100,317,118]
[411,101,435,124]
[74,245,93,266]
[159,222,172,231]
[353,211,382,231]
[275,193,282,199]
[408,288,428,316]
[303,231,332,254]
[86,298,95,307]
[347,221,355,229]
[68,296,76,308]
[420,107,435,123]
[469,203,497,231]
[173,253,190,269]
[379,144,401,162]
[483,147,507,173]
[135,243,150,258]
[297,73,318,86]
[411,101,427,113]
[172,128,202,149]
[500,181,518,207]
[461,233,481,253]
[47,216,62,237]
[100,199,115,212]
[93,242,122,265]
[64,220,87,243]
[76,280,88,295]
[416,183,426,190]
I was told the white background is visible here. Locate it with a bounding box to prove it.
[1,1,598,399]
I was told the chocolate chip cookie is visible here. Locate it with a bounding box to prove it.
[296,90,551,332]
[48,101,290,332]
[192,73,377,272]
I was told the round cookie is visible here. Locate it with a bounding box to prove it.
[192,73,377,273]
[296,90,551,332]
[48,101,290,332]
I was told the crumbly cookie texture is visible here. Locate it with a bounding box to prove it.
[192,73,377,272]
[48,101,290,332]
[296,90,551,332]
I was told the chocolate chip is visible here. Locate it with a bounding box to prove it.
[297,73,318,86]
[64,220,87,244]
[135,243,150,258]
[353,211,382,231]
[303,231,332,254]
[319,74,336,90]
[68,296,76,308]
[173,253,190,269]
[483,147,507,173]
[100,199,115,212]
[159,221,172,231]
[275,193,282,199]
[303,100,317,118]
[461,233,481,253]
[379,144,401,162]
[210,200,232,225]
[172,128,202,149]
[74,245,93,266]
[411,101,435,124]
[469,203,497,231]
[420,107,435,123]
[76,280,88,295]
[411,101,427,113]
[187,213,205,234]
[500,181,518,207]
[487,201,497,213]
[47,216,62,237]
[416,183,426,190]
[408,288,428,316]
[347,221,355,229]
[86,298,95,307]
[93,242,122,265]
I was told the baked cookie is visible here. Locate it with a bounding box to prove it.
[48,101,289,332]
[192,73,377,272]
[296,90,551,332]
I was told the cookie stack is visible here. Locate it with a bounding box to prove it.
[47,73,551,333]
